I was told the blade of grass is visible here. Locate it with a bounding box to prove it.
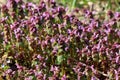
[115,0,120,11]
[71,0,76,10]
[115,0,119,7]
[107,0,112,9]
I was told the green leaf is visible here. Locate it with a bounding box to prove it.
[31,61,37,67]
[32,75,37,80]
[56,55,64,65]
[5,44,11,50]
[81,75,87,80]
[19,42,24,47]
[2,65,9,70]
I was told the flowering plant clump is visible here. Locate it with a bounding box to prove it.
[0,0,120,80]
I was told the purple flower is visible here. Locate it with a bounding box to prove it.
[114,12,120,20]
[114,70,119,80]
[5,69,12,74]
[15,0,23,4]
[65,46,69,51]
[1,5,9,14]
[57,7,65,14]
[84,9,93,18]
[50,65,59,72]
[38,1,46,12]
[42,12,51,20]
[41,40,48,48]
[61,74,67,80]
[107,10,114,18]
[16,63,23,70]
[90,65,97,74]
[50,37,55,43]
[117,30,120,37]
[25,76,33,80]
[7,0,17,11]
[91,76,97,80]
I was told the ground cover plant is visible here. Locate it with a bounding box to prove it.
[0,0,120,80]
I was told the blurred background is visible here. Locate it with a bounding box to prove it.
[0,0,120,13]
